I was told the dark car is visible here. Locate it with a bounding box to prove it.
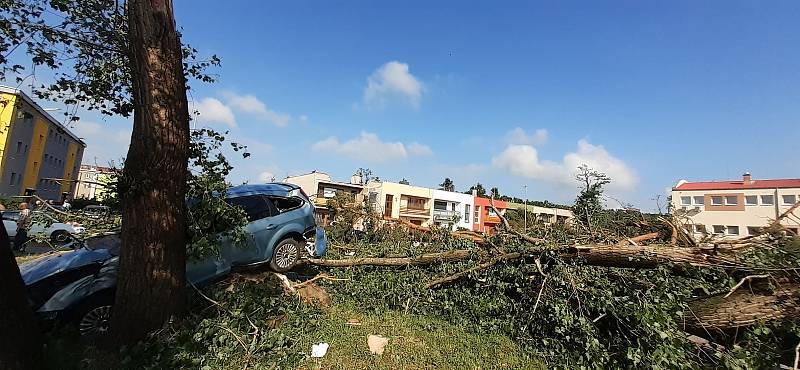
[22,183,327,336]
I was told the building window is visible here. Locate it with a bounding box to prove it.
[712,225,725,235]
[726,226,740,236]
[783,195,797,205]
[745,195,758,205]
[9,172,16,185]
[487,208,498,217]
[15,141,21,154]
[761,195,774,205]
[724,196,738,205]
[693,196,704,205]
[747,226,762,236]
[407,197,426,210]
[680,196,691,206]
[694,224,706,234]
[322,187,337,198]
[464,204,470,223]
[711,196,723,206]
[474,206,480,223]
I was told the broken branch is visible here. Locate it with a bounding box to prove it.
[723,275,769,298]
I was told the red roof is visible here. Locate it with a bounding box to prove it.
[675,179,800,191]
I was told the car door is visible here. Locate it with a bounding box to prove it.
[224,194,277,264]
[259,196,306,254]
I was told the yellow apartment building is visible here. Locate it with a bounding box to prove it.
[0,86,85,201]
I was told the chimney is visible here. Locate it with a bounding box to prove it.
[472,189,477,197]
[351,174,361,185]
[743,172,752,184]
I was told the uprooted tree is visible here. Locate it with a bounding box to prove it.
[298,168,800,369]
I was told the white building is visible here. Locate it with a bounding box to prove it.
[431,189,475,231]
[671,173,800,238]
[283,170,364,225]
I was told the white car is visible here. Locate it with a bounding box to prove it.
[2,211,86,244]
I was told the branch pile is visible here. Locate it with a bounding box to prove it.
[310,205,800,336]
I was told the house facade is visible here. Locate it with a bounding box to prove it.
[431,189,474,231]
[505,202,574,225]
[73,165,116,200]
[671,173,800,238]
[0,86,85,201]
[364,180,433,227]
[473,196,508,234]
[283,171,364,225]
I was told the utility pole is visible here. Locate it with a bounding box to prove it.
[523,185,528,232]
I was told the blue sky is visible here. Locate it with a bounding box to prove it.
[6,1,800,210]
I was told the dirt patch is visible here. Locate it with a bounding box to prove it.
[296,283,332,308]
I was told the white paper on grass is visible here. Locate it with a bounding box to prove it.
[311,342,329,358]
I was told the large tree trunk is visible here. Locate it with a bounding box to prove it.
[687,282,800,332]
[0,226,42,370]
[112,0,190,344]
[303,249,474,267]
[304,244,743,270]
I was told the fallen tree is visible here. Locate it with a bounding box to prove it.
[302,243,745,271]
[687,281,800,332]
[313,190,800,368]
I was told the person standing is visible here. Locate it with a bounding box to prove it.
[15,202,31,252]
[62,199,71,211]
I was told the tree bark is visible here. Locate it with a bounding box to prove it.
[305,244,744,271]
[0,225,42,370]
[686,282,800,332]
[112,0,190,344]
[301,249,474,267]
[569,244,742,270]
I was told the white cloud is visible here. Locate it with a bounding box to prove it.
[363,61,424,109]
[492,139,638,191]
[311,132,432,162]
[408,142,434,156]
[220,91,291,127]
[193,97,236,127]
[505,127,549,146]
[71,121,131,164]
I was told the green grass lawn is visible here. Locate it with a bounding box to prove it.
[293,307,542,370]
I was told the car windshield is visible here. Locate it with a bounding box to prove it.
[83,233,121,256]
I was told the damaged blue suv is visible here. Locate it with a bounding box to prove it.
[20,183,327,336]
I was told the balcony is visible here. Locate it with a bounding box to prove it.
[314,191,363,208]
[399,206,430,218]
[433,209,458,221]
[484,214,502,224]
[313,197,329,207]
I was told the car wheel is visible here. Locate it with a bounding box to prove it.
[78,305,112,337]
[51,230,71,244]
[69,292,114,338]
[270,238,300,272]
